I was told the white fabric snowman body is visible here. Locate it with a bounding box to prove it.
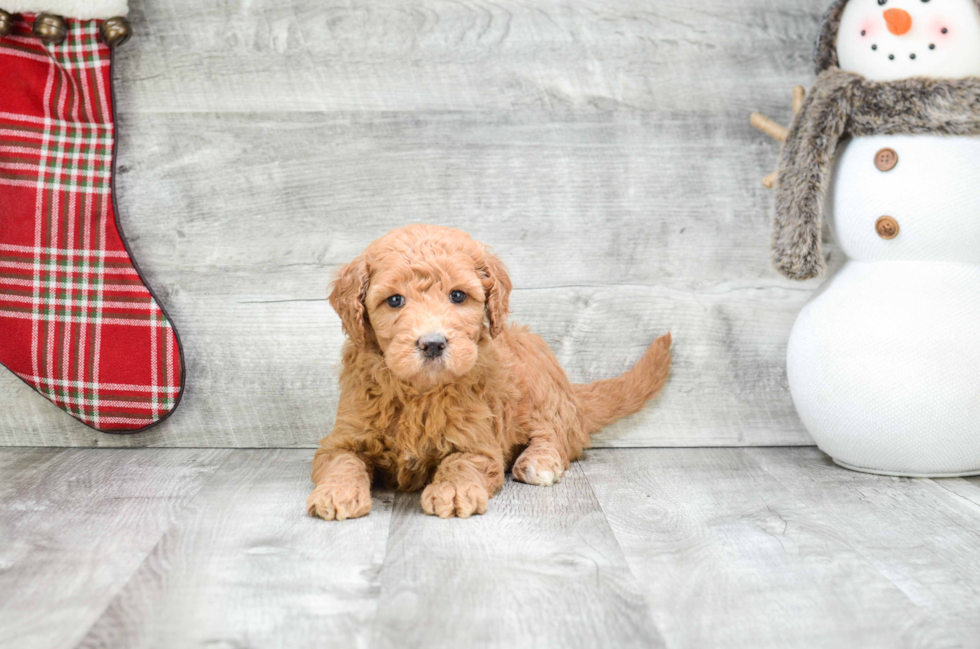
[781,0,980,475]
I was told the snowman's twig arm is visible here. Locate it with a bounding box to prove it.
[750,113,788,142]
[751,86,807,188]
[792,86,806,114]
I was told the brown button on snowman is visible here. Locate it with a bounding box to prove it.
[873,147,898,171]
[754,0,980,476]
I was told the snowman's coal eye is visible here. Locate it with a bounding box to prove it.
[878,0,887,5]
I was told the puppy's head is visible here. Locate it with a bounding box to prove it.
[329,224,511,384]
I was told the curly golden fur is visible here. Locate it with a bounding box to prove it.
[308,224,672,520]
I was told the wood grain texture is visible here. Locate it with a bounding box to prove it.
[116,0,824,116]
[583,449,964,648]
[0,0,838,447]
[0,448,229,649]
[370,465,663,649]
[931,476,980,511]
[77,449,394,649]
[745,447,980,648]
[6,448,980,648]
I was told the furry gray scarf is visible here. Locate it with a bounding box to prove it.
[772,69,980,280]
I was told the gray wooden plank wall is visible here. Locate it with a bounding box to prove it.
[0,0,837,447]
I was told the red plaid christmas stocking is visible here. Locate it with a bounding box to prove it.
[0,2,184,433]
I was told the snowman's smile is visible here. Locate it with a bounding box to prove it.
[836,0,980,81]
[861,6,948,63]
[868,44,933,61]
[868,44,935,62]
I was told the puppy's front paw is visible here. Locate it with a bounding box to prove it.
[421,480,489,519]
[512,447,566,487]
[307,480,372,521]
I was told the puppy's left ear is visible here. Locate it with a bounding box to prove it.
[478,248,512,338]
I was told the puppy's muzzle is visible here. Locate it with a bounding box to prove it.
[418,333,448,359]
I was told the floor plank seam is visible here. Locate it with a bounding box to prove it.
[66,449,235,648]
[577,451,667,641]
[739,449,937,615]
[358,490,404,646]
[925,479,980,518]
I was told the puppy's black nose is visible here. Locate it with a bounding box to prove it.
[418,333,448,359]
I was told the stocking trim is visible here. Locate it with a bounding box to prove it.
[3,1,128,19]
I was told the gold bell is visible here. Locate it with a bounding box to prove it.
[33,13,67,44]
[100,16,131,48]
[0,10,13,38]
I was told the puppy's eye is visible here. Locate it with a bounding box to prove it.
[449,290,467,304]
[386,295,405,308]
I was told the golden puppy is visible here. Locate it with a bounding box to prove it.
[308,224,671,520]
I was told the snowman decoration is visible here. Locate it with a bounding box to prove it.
[753,0,980,476]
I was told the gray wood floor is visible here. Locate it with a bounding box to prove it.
[0,0,835,448]
[3,447,979,649]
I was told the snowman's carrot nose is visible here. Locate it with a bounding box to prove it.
[884,8,913,35]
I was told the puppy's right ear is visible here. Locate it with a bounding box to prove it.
[329,257,371,347]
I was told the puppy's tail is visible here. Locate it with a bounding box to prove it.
[574,333,672,435]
